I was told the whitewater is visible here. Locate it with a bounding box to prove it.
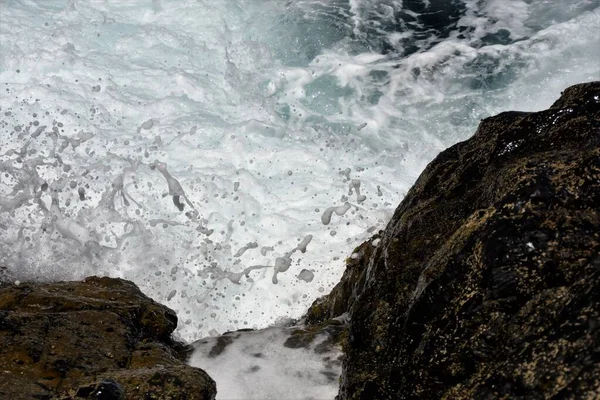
[1,0,598,353]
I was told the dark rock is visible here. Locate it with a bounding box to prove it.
[93,379,124,400]
[0,276,216,399]
[306,81,600,399]
[304,236,379,326]
[208,335,235,358]
[284,321,347,351]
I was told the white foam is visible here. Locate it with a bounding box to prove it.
[321,203,352,225]
[189,324,343,400]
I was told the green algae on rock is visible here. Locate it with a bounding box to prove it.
[0,276,216,400]
[306,81,600,399]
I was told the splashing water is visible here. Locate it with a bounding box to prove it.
[1,0,598,342]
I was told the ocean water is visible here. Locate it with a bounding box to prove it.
[188,324,345,399]
[1,0,599,350]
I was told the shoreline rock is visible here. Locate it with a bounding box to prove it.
[306,81,600,399]
[0,276,216,399]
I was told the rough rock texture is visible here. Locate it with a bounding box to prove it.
[0,276,216,399]
[306,81,600,399]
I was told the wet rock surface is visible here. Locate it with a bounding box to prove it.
[0,276,216,400]
[307,81,600,399]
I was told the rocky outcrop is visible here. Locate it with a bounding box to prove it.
[0,276,216,399]
[306,81,600,399]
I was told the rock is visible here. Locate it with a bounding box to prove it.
[306,81,600,399]
[0,276,216,399]
[0,266,8,287]
[304,236,380,326]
